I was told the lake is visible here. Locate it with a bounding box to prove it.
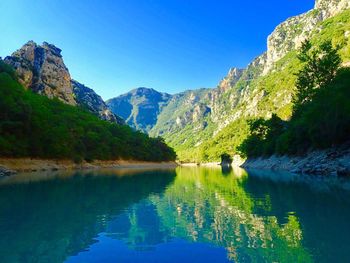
[1,166,350,262]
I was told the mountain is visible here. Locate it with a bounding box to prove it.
[4,41,122,123]
[107,0,350,162]
[107,87,171,132]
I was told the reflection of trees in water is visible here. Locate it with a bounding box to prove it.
[245,169,350,263]
[152,167,313,262]
[2,167,350,262]
[0,170,176,263]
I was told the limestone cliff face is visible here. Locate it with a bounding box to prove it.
[4,41,76,105]
[263,0,350,74]
[315,0,350,17]
[71,80,124,124]
[217,68,244,92]
[4,41,123,124]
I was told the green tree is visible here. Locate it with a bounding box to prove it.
[237,114,284,158]
[294,40,341,107]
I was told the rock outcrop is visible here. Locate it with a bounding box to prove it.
[262,0,350,75]
[4,41,123,124]
[0,166,16,177]
[217,67,244,92]
[5,41,76,105]
[315,0,350,18]
[72,80,124,124]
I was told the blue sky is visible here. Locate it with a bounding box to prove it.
[0,0,314,99]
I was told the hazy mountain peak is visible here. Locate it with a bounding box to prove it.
[107,87,172,132]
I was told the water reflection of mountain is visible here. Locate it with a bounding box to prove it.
[148,167,350,262]
[106,201,171,250]
[98,167,314,262]
[1,167,350,262]
[0,170,176,263]
[150,167,313,262]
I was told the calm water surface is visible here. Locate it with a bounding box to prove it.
[1,166,350,262]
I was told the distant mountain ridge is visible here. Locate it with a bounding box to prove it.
[4,41,123,124]
[107,88,171,132]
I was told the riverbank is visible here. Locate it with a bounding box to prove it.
[179,162,221,167]
[241,143,350,176]
[0,158,178,175]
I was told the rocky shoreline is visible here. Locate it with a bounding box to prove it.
[0,166,16,177]
[241,143,350,176]
[0,158,178,176]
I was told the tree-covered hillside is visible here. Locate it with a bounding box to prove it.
[0,61,176,162]
[238,40,350,158]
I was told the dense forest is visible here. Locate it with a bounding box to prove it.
[238,40,350,158]
[0,61,176,162]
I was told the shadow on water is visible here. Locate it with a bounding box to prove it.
[0,169,176,263]
[220,165,232,175]
[1,167,350,262]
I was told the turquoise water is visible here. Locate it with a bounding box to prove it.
[1,167,350,262]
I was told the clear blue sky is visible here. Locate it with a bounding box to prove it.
[0,0,314,100]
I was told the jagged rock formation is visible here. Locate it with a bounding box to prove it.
[107,88,171,132]
[71,80,123,124]
[4,41,76,105]
[217,68,244,92]
[315,0,350,18]
[4,41,123,124]
[262,0,350,74]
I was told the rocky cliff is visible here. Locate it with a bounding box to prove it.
[262,0,350,75]
[4,41,122,124]
[107,88,171,132]
[72,80,123,124]
[5,41,76,105]
[217,68,244,92]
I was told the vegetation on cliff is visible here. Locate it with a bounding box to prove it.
[0,61,176,162]
[238,40,350,158]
